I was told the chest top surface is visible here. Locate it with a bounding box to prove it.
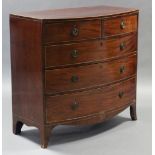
[10,5,138,20]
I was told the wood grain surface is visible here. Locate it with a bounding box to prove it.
[103,15,138,36]
[46,77,136,123]
[43,19,101,43]
[11,5,138,20]
[10,16,44,126]
[45,54,137,94]
[45,33,137,68]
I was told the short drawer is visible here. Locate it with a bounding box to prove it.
[103,15,138,36]
[43,19,101,43]
[45,54,137,94]
[46,77,136,123]
[45,33,137,68]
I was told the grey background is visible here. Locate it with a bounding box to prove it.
[2,0,152,155]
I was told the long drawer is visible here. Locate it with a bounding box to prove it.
[43,19,101,43]
[45,54,137,94]
[45,33,137,68]
[46,77,136,123]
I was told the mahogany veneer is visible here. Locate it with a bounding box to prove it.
[10,5,139,148]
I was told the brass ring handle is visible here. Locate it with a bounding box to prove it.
[71,75,79,83]
[71,101,79,110]
[71,27,79,36]
[120,42,126,50]
[71,50,78,58]
[118,91,124,99]
[120,66,125,74]
[120,20,126,29]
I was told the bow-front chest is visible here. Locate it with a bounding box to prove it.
[10,5,139,148]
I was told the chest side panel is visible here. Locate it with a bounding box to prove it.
[10,16,44,125]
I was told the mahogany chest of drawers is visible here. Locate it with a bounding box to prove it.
[10,5,139,148]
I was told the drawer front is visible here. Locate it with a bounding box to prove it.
[45,54,137,94]
[45,33,137,68]
[46,77,136,123]
[43,19,101,43]
[103,15,138,36]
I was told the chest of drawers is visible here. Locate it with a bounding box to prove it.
[10,5,139,148]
